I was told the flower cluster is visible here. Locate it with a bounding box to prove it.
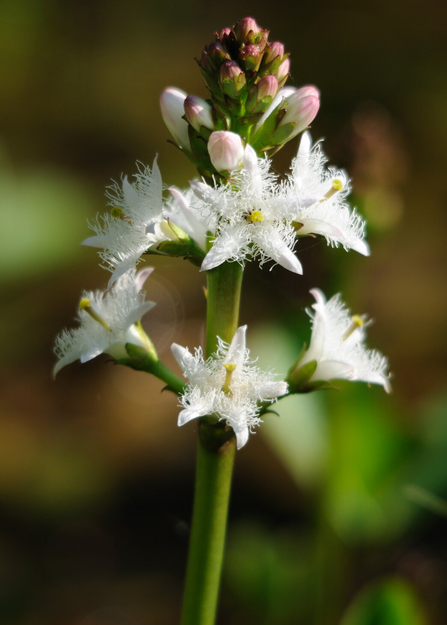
[160,17,320,178]
[53,16,390,451]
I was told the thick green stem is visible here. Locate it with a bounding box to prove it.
[181,261,243,625]
[205,262,243,357]
[181,423,236,625]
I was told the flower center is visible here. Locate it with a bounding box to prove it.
[322,178,343,201]
[246,210,264,223]
[222,363,237,394]
[342,314,364,341]
[79,298,111,330]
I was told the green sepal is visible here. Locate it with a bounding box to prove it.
[250,107,285,150]
[156,238,206,264]
[287,358,317,393]
[115,342,158,372]
[267,122,296,147]
[258,54,283,78]
[300,379,335,393]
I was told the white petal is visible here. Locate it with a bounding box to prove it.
[226,325,247,369]
[297,218,344,239]
[253,229,303,274]
[200,226,247,272]
[169,186,208,250]
[234,426,249,450]
[134,267,154,292]
[261,380,288,399]
[81,235,108,248]
[171,343,196,372]
[122,176,140,209]
[313,360,355,382]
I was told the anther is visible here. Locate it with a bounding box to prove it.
[342,315,364,341]
[322,178,343,201]
[79,298,111,330]
[246,210,264,223]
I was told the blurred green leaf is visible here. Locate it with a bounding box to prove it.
[340,577,428,625]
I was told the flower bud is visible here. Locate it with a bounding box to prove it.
[220,60,246,98]
[281,85,320,137]
[239,44,264,72]
[184,95,215,133]
[257,75,279,101]
[160,87,191,150]
[277,57,290,83]
[208,131,244,172]
[204,41,230,69]
[235,17,260,43]
[263,41,285,64]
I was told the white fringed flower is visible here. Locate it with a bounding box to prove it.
[167,186,214,252]
[285,132,369,256]
[83,157,165,286]
[171,326,288,449]
[299,289,391,391]
[53,268,155,377]
[191,145,302,274]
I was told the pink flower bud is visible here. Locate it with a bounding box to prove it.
[239,44,264,71]
[277,57,290,82]
[160,87,191,150]
[220,60,244,81]
[264,41,285,64]
[208,131,245,172]
[256,75,279,101]
[235,17,259,43]
[184,95,215,132]
[220,60,246,98]
[281,85,320,138]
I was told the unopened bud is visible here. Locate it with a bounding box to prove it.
[160,87,191,150]
[235,17,260,43]
[220,60,246,98]
[239,44,264,72]
[208,131,245,172]
[277,57,290,83]
[184,95,215,133]
[280,85,320,138]
[263,41,285,64]
[203,41,229,69]
[257,75,279,100]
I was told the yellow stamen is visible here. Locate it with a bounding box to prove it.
[222,363,237,394]
[111,206,123,218]
[246,210,264,223]
[79,298,110,330]
[342,315,364,341]
[322,178,343,201]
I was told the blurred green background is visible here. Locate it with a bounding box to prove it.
[1,0,447,623]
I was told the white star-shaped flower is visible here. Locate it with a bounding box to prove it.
[284,132,369,256]
[298,288,391,391]
[83,157,165,286]
[171,326,288,449]
[53,268,155,376]
[191,145,302,274]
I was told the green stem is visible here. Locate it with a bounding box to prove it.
[205,261,243,357]
[181,423,236,625]
[181,261,243,625]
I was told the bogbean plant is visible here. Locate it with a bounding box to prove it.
[54,17,390,625]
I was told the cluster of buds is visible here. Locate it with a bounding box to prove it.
[160,17,320,179]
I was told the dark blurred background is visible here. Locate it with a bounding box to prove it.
[1,0,447,623]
